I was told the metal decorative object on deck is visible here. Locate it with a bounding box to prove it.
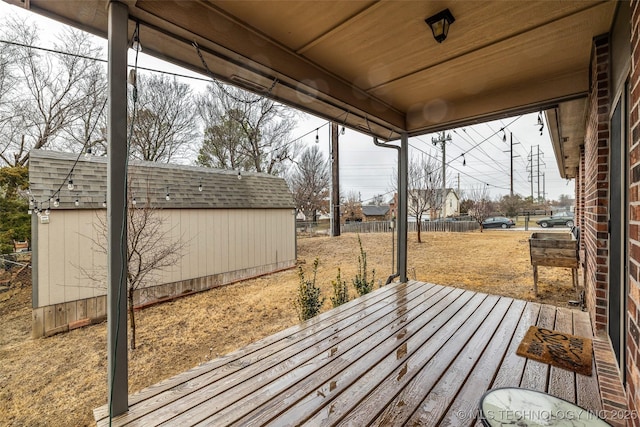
[516,326,593,376]
[479,387,611,426]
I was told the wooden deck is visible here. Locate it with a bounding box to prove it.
[95,281,610,426]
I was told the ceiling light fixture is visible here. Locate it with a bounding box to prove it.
[425,9,455,43]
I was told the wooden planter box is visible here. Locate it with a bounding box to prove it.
[529,232,579,296]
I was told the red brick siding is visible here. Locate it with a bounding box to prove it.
[577,146,586,251]
[628,1,640,421]
[583,35,611,334]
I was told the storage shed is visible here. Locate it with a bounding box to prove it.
[28,150,296,337]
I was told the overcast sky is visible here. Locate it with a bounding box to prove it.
[0,2,574,204]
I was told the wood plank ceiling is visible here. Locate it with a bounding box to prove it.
[4,0,618,177]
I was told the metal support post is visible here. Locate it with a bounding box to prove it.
[107,0,129,418]
[399,133,409,282]
[331,123,340,237]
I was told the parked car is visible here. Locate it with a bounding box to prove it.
[536,211,574,228]
[481,216,515,229]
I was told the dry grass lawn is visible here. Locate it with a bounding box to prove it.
[0,230,578,426]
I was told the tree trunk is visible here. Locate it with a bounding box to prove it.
[128,288,136,350]
[417,219,422,243]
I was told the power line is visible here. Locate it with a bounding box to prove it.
[0,38,214,83]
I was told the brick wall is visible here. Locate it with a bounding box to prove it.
[583,35,611,333]
[628,0,640,421]
[577,147,586,250]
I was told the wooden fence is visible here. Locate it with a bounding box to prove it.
[340,220,479,234]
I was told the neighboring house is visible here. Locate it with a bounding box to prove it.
[361,205,390,222]
[406,188,460,220]
[28,150,296,338]
[431,188,459,219]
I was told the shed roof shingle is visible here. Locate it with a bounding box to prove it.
[362,205,390,216]
[28,150,294,210]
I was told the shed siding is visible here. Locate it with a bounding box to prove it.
[35,208,295,308]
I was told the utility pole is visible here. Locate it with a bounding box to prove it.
[527,147,534,200]
[331,123,340,237]
[432,131,451,218]
[537,145,541,202]
[503,131,521,198]
[510,133,514,197]
[542,172,546,202]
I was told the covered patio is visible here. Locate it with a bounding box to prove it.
[4,0,635,425]
[94,280,624,426]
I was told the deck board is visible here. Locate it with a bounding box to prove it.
[436,298,527,427]
[95,281,613,427]
[548,307,576,403]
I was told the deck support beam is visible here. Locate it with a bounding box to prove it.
[398,133,408,282]
[107,0,129,418]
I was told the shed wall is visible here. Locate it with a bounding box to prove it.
[32,208,295,336]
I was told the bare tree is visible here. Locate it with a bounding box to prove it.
[0,34,16,121]
[81,185,186,349]
[342,191,363,223]
[0,20,106,166]
[0,40,18,163]
[129,73,197,163]
[367,194,385,206]
[61,64,107,155]
[392,154,442,243]
[468,184,493,232]
[197,83,298,175]
[410,155,442,243]
[288,145,329,221]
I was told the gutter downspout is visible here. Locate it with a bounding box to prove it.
[373,136,408,283]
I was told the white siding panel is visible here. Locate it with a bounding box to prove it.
[240,210,250,268]
[76,211,97,300]
[231,210,241,271]
[266,210,275,264]
[205,210,214,273]
[36,208,295,308]
[91,211,107,298]
[48,211,67,305]
[213,210,222,274]
[170,209,183,283]
[256,210,266,266]
[197,210,207,277]
[220,210,230,273]
[64,210,80,303]
[37,219,50,307]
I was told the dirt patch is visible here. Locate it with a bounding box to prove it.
[0,231,579,426]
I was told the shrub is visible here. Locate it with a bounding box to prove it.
[294,258,325,321]
[353,235,375,296]
[330,268,349,308]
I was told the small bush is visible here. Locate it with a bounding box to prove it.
[353,235,375,296]
[330,268,349,308]
[294,258,325,321]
